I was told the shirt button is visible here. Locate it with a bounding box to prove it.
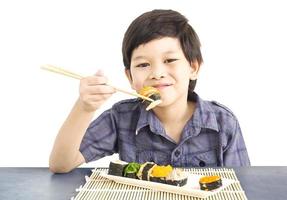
[174,150,181,157]
[199,160,206,167]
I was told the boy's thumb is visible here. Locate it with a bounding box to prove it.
[95,69,105,76]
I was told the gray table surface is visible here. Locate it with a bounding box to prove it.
[0,167,286,200]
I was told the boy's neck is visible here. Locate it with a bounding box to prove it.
[153,100,196,125]
[152,99,196,144]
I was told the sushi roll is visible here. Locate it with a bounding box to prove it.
[199,175,222,191]
[108,160,128,177]
[124,162,141,179]
[165,168,188,186]
[107,160,189,187]
[138,86,162,110]
[139,86,161,101]
[150,165,173,184]
[137,162,156,180]
[149,165,188,186]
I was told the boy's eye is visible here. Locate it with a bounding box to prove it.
[164,59,178,63]
[136,63,150,68]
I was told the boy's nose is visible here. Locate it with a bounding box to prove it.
[149,64,167,80]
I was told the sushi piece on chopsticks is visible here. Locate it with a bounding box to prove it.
[199,175,222,191]
[138,86,162,110]
[40,64,155,103]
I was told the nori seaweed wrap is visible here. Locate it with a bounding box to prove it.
[150,165,172,184]
[107,160,188,187]
[165,177,188,186]
[149,93,161,101]
[158,168,187,187]
[150,165,188,187]
[108,160,128,177]
[199,175,222,191]
[142,163,156,181]
[137,162,155,180]
[164,168,188,187]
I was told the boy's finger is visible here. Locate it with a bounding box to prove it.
[88,85,116,94]
[94,69,105,76]
[85,76,108,85]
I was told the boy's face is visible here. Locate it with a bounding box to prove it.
[125,37,199,107]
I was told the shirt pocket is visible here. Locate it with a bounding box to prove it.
[190,149,218,167]
[152,151,170,165]
[136,150,152,163]
[136,150,170,165]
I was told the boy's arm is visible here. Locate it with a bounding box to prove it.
[49,70,115,173]
[49,99,93,173]
[223,119,251,166]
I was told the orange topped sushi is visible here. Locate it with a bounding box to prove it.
[138,86,162,110]
[199,175,222,191]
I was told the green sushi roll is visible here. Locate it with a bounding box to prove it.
[108,160,128,177]
[124,162,141,179]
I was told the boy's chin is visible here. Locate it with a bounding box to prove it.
[152,98,175,108]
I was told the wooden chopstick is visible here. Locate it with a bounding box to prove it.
[41,64,154,102]
[41,64,83,79]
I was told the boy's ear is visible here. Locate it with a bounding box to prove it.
[125,69,135,89]
[190,60,200,80]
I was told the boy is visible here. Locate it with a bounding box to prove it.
[49,9,250,173]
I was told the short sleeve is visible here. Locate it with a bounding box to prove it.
[223,119,251,166]
[79,109,118,163]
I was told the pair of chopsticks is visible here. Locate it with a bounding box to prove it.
[41,64,154,102]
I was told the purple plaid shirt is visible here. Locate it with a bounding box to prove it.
[80,92,250,167]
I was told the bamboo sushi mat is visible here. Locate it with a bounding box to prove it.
[72,168,248,200]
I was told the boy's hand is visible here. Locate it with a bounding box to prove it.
[79,70,115,112]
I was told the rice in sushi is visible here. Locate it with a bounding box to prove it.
[137,162,155,180]
[150,165,188,186]
[165,168,188,186]
[199,175,222,191]
[107,160,188,187]
[149,165,172,184]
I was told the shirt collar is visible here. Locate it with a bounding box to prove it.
[135,92,219,135]
[135,103,164,135]
[185,92,219,133]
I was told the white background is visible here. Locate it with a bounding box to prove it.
[0,0,286,167]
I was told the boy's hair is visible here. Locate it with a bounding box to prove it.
[122,9,203,93]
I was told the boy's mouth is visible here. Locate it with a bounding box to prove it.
[152,83,172,89]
